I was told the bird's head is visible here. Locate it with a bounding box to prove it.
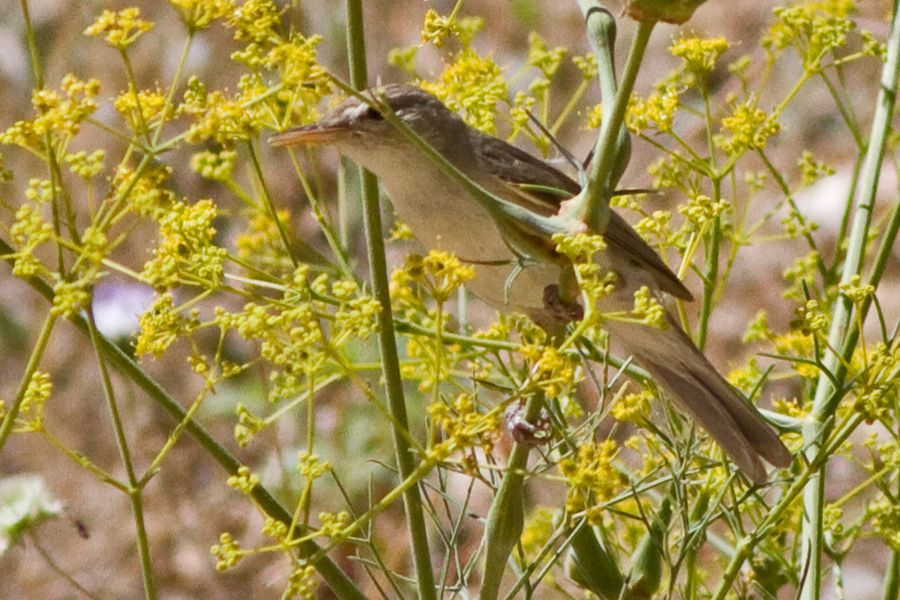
[270,83,467,155]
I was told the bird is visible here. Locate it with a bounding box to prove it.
[271,83,792,484]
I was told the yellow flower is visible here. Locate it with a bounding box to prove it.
[670,35,729,76]
[611,391,653,424]
[627,86,679,133]
[421,9,459,48]
[114,86,172,133]
[224,0,282,43]
[420,49,506,134]
[560,441,625,521]
[210,532,243,571]
[169,0,232,32]
[631,286,668,330]
[0,75,99,150]
[716,96,780,155]
[84,8,153,49]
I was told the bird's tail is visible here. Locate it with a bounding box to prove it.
[606,316,792,484]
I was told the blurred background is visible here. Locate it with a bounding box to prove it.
[0,0,898,597]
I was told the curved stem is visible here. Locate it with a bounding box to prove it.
[579,18,655,233]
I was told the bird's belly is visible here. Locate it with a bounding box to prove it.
[374,157,645,319]
[386,185,514,264]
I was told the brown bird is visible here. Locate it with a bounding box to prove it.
[272,84,792,483]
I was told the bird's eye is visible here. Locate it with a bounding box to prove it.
[364,106,384,121]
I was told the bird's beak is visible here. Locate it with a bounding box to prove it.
[269,124,351,147]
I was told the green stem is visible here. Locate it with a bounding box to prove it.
[578,17,655,233]
[86,309,157,599]
[245,141,299,269]
[695,178,722,351]
[18,0,43,88]
[344,2,436,598]
[0,313,57,452]
[884,550,900,600]
[799,5,900,599]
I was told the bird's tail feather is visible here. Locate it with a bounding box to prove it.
[607,318,792,484]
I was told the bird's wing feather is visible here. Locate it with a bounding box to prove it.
[475,135,694,301]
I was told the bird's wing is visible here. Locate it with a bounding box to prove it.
[475,135,693,301]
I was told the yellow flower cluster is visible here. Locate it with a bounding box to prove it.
[391,251,475,306]
[50,255,103,319]
[782,251,821,300]
[635,210,673,245]
[83,7,153,49]
[9,196,53,278]
[521,345,579,397]
[772,331,818,378]
[799,299,829,333]
[169,0,232,32]
[298,451,331,481]
[114,86,173,134]
[263,33,330,119]
[180,76,268,145]
[678,193,730,229]
[631,286,668,330]
[190,149,237,182]
[235,209,295,275]
[140,199,226,290]
[870,497,900,551]
[421,9,460,48]
[429,394,502,464]
[317,511,351,538]
[420,49,507,134]
[134,294,200,358]
[224,0,282,43]
[840,274,875,304]
[420,9,484,49]
[763,1,855,71]
[670,35,729,76]
[116,164,177,219]
[64,150,105,180]
[610,390,653,424]
[210,532,243,571]
[716,96,780,155]
[527,32,567,80]
[234,403,265,447]
[798,150,835,186]
[0,75,99,151]
[627,86,679,133]
[520,507,557,560]
[559,440,626,522]
[852,342,898,424]
[553,232,616,307]
[285,563,318,599]
[15,371,52,433]
[226,465,260,495]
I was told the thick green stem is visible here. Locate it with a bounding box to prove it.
[884,550,900,600]
[480,393,546,600]
[577,17,655,233]
[344,2,436,599]
[799,4,900,599]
